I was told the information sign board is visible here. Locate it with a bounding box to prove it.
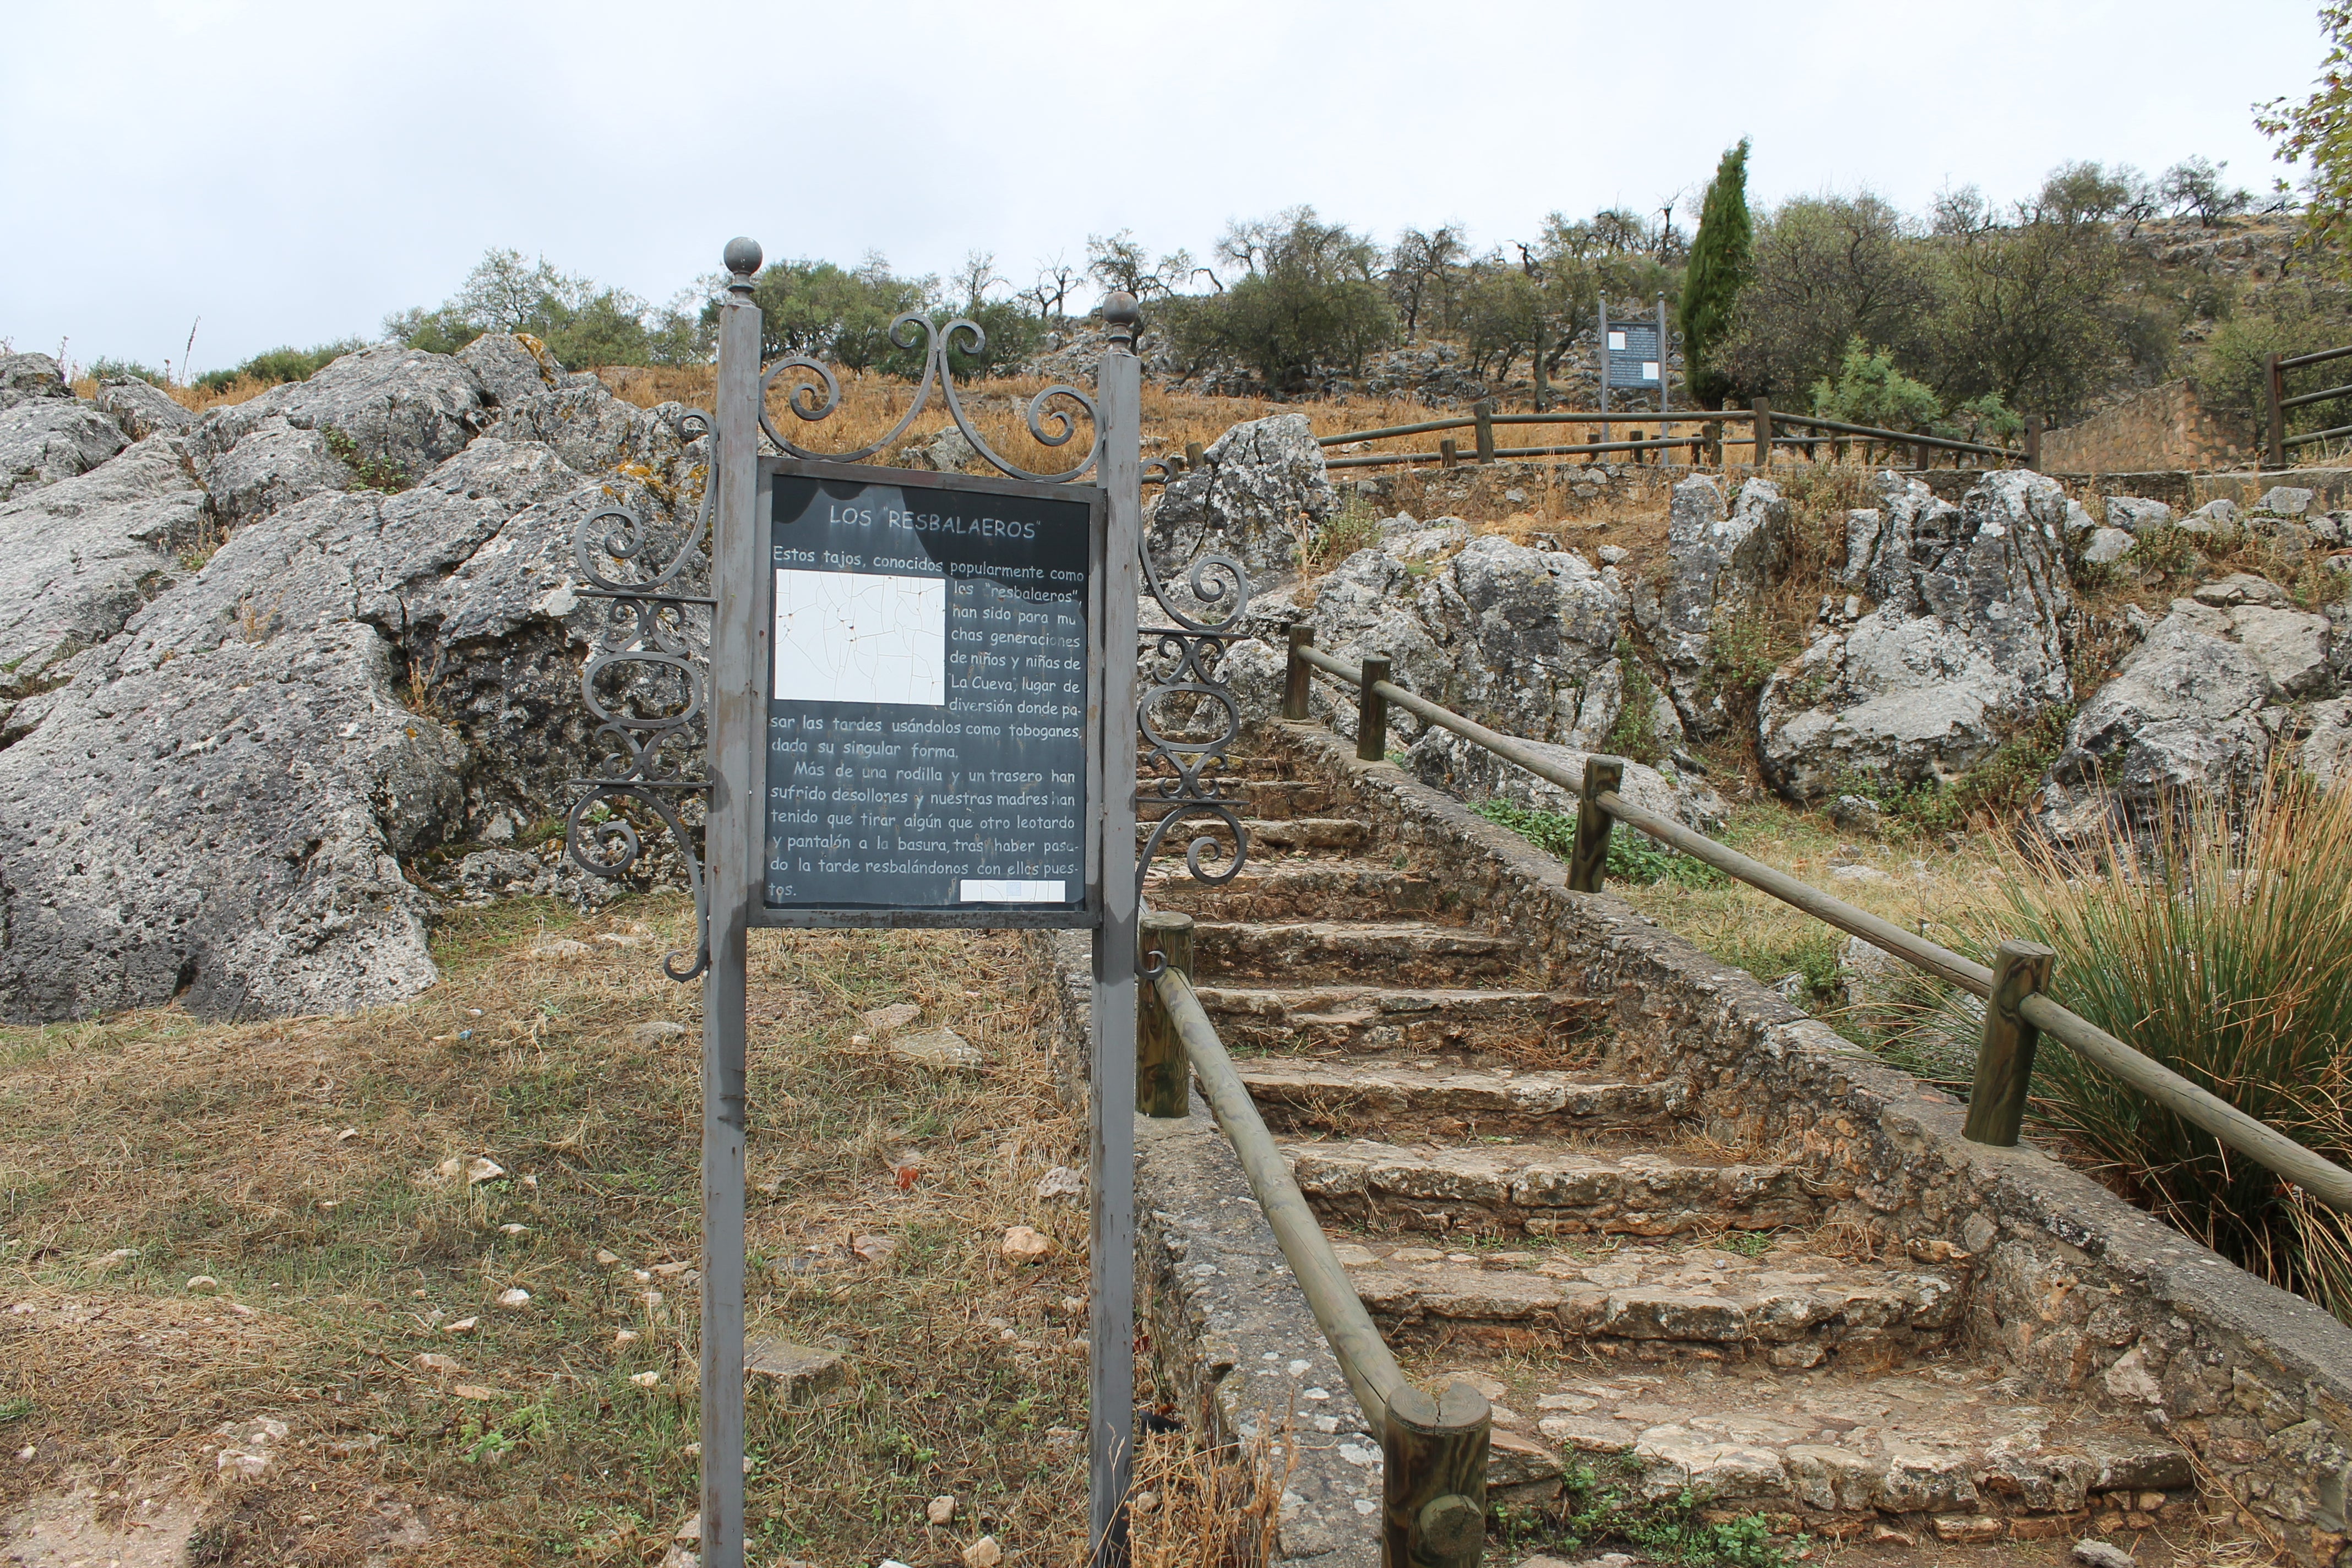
[753,459,1103,927]
[1606,321,1662,389]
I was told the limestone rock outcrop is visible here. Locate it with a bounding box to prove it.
[1147,413,1337,585]
[2034,577,2340,841]
[0,337,707,1022]
[1630,475,1788,741]
[1304,535,1626,749]
[0,437,209,737]
[0,394,128,500]
[1757,471,2072,804]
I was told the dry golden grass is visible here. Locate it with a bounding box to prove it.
[0,896,1104,1566]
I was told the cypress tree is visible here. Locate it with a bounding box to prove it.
[1680,138,1753,408]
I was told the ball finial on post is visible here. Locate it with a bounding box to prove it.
[722,236,763,292]
[1103,290,1141,350]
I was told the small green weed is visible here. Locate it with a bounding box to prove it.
[0,1397,34,1423]
[1496,1464,1803,1568]
[320,426,411,493]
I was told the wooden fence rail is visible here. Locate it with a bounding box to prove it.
[2266,342,2352,466]
[1287,638,2352,1215]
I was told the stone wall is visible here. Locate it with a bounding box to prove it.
[2042,381,2253,474]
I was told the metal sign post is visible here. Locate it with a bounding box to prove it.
[564,244,1249,1568]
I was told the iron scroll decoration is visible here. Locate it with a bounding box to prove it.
[563,255,1251,975]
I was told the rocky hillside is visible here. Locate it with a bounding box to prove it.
[0,338,707,1021]
[3,341,2347,1025]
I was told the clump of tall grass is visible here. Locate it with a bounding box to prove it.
[1883,763,2352,1321]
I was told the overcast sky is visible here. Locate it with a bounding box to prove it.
[1,0,2331,375]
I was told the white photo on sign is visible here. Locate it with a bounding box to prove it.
[1608,331,1626,351]
[772,569,946,707]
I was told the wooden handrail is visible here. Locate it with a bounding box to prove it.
[1286,638,2352,1215]
[1140,912,1489,1567]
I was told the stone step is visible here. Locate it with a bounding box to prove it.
[1192,921,1526,986]
[1195,984,1587,1061]
[1238,1060,1681,1138]
[1283,1137,1828,1236]
[1137,817,1368,855]
[1136,777,1332,821]
[1333,1236,1961,1369]
[1418,1352,2196,1538]
[1145,860,1442,923]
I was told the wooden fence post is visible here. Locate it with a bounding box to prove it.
[1283,624,1314,721]
[2023,415,2043,472]
[1963,939,2056,1147]
[1750,398,1772,468]
[2268,353,2286,470]
[1568,755,1623,893]
[1473,399,1496,464]
[1136,912,1194,1118]
[1357,655,1391,763]
[1704,421,1722,467]
[1185,439,1206,472]
[1439,438,1458,469]
[1382,1382,1490,1568]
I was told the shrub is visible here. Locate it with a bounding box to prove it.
[1471,799,1725,889]
[196,340,366,393]
[1811,339,1941,433]
[1885,765,2352,1322]
[1165,208,1393,391]
[86,357,167,386]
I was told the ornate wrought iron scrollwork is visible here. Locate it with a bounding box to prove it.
[1135,493,1254,891]
[758,312,1101,483]
[563,409,716,982]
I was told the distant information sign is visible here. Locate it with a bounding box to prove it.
[759,466,1099,922]
[1606,322,1662,389]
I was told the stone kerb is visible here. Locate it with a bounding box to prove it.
[1248,716,2352,1563]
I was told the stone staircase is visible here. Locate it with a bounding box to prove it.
[1138,739,2198,1545]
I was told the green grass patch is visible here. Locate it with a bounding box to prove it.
[1470,798,1726,889]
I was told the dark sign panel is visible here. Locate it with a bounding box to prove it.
[1606,322,1662,389]
[754,461,1101,925]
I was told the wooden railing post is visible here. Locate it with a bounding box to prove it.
[1357,655,1391,762]
[1963,939,2055,1147]
[1137,912,1194,1118]
[1185,439,1206,472]
[1439,438,1458,469]
[2267,353,2286,469]
[1705,421,1722,467]
[1473,398,1496,464]
[2023,415,2043,471]
[1568,755,1623,893]
[1282,624,1314,721]
[1384,1382,1490,1568]
[1750,398,1772,468]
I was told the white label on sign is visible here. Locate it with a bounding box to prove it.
[1608,331,1626,351]
[1642,361,1660,381]
[772,568,945,706]
[960,879,1066,903]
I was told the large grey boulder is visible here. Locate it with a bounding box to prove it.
[0,622,464,1021]
[0,353,72,410]
[456,333,565,407]
[1303,534,1625,749]
[185,345,491,522]
[1147,413,1337,585]
[94,377,194,440]
[2033,600,2280,842]
[0,334,711,1023]
[1757,471,2072,804]
[1631,475,1788,740]
[0,437,209,734]
[2302,698,2352,790]
[0,397,128,500]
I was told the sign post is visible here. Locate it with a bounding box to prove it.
[566,248,1239,1568]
